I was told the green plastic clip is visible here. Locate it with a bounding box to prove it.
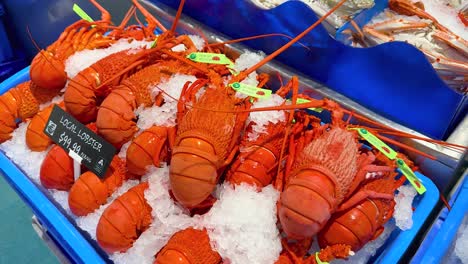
[315,253,329,264]
[397,159,427,194]
[287,98,323,113]
[73,4,94,22]
[229,82,272,99]
[353,128,398,160]
[187,52,234,67]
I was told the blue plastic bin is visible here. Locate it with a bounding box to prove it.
[151,0,466,140]
[412,173,468,263]
[0,65,440,263]
[0,67,107,264]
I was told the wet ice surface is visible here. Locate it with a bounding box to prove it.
[64,39,153,79]
[136,74,197,130]
[112,166,281,264]
[251,0,375,27]
[233,50,265,91]
[394,185,417,230]
[247,94,286,141]
[420,0,468,39]
[0,122,49,184]
[201,184,282,264]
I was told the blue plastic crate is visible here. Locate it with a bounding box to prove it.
[413,173,468,263]
[0,66,440,264]
[151,0,466,140]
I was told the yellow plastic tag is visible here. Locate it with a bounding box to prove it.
[151,37,158,48]
[397,159,427,194]
[229,82,272,99]
[187,52,234,67]
[315,253,329,264]
[73,4,94,22]
[288,98,323,113]
[353,128,397,160]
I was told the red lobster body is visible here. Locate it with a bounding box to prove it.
[279,127,359,239]
[318,172,402,251]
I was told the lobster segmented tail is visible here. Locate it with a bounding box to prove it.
[68,156,127,216]
[0,81,40,143]
[279,128,360,239]
[96,182,152,253]
[155,228,222,264]
[40,145,74,190]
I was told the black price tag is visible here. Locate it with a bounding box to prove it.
[43,105,116,178]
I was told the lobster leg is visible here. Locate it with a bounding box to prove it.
[336,190,394,212]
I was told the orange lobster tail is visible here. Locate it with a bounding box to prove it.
[126,126,172,177]
[318,174,399,251]
[170,88,242,208]
[155,228,222,264]
[68,157,126,216]
[96,62,188,147]
[0,81,40,142]
[226,122,286,188]
[26,103,64,151]
[96,182,152,253]
[40,145,74,190]
[279,128,359,239]
[64,49,151,123]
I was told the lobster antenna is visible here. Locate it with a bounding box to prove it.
[364,128,468,151]
[132,0,168,32]
[90,0,112,23]
[26,25,45,54]
[119,5,137,29]
[207,33,311,51]
[170,0,186,33]
[232,0,348,83]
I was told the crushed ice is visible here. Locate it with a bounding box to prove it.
[247,94,286,141]
[394,185,417,230]
[65,39,153,79]
[136,74,197,130]
[0,121,50,184]
[201,183,282,264]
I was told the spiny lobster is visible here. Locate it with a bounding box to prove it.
[68,156,127,216]
[96,60,199,149]
[154,228,222,264]
[96,182,152,253]
[26,103,65,151]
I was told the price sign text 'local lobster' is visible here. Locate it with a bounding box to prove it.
[43,105,116,178]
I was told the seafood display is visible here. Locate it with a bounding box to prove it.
[251,0,375,28]
[0,1,467,264]
[343,0,468,93]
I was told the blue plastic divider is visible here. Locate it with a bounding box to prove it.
[0,66,440,263]
[415,175,468,263]
[151,0,466,140]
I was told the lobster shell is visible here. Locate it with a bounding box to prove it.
[68,156,126,216]
[0,81,40,142]
[279,127,360,239]
[170,87,246,208]
[40,145,74,190]
[26,103,65,151]
[318,173,399,251]
[155,228,222,264]
[96,182,152,253]
[126,126,173,177]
